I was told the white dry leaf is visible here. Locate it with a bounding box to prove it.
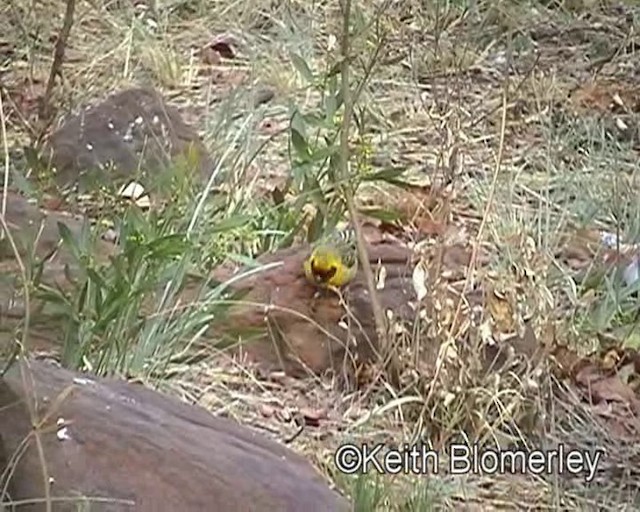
[376,265,387,290]
[616,117,628,131]
[393,320,405,334]
[119,181,151,209]
[412,261,428,301]
[436,340,458,366]
[443,342,458,361]
[479,319,495,345]
[56,417,71,441]
[612,92,625,107]
[327,34,337,51]
[622,255,640,287]
[525,377,539,391]
[599,230,640,287]
[442,391,456,408]
[600,230,623,249]
[57,427,71,441]
[73,377,94,386]
[82,356,94,373]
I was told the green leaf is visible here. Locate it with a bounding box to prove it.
[362,167,411,186]
[310,145,338,163]
[307,209,325,243]
[326,59,343,79]
[145,234,189,259]
[86,267,107,290]
[291,128,310,161]
[277,215,307,249]
[302,170,327,208]
[289,51,314,84]
[290,110,311,162]
[324,93,338,121]
[301,112,325,128]
[225,252,260,269]
[364,167,407,181]
[57,222,81,262]
[210,215,253,233]
[9,168,36,196]
[623,330,640,350]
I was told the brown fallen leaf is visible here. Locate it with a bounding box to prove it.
[602,349,621,371]
[203,35,237,61]
[575,365,640,413]
[300,407,327,427]
[259,404,275,418]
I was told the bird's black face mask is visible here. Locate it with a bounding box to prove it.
[311,261,337,283]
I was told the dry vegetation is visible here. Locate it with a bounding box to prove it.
[2,0,640,510]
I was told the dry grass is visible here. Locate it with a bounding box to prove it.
[2,0,640,510]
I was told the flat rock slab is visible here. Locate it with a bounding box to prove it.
[0,358,350,511]
[41,87,213,192]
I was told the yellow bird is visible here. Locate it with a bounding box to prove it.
[303,229,358,288]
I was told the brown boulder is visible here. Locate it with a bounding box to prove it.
[40,87,213,192]
[0,358,350,511]
[205,237,418,380]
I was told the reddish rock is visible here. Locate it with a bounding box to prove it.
[0,358,349,511]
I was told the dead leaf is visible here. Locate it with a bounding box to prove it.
[570,80,640,115]
[487,288,517,334]
[201,47,221,66]
[576,366,639,410]
[602,349,621,371]
[203,35,237,61]
[551,345,583,377]
[300,407,327,427]
[259,404,275,418]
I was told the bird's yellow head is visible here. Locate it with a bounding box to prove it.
[303,244,356,288]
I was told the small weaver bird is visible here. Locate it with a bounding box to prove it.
[303,228,358,288]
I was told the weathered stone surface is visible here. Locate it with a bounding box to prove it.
[0,358,350,511]
[205,237,417,381]
[41,87,213,191]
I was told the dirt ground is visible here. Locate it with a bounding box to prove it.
[2,0,640,509]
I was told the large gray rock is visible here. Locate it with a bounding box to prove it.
[40,87,213,192]
[0,358,350,511]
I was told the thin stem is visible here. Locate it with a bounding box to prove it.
[338,0,397,384]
